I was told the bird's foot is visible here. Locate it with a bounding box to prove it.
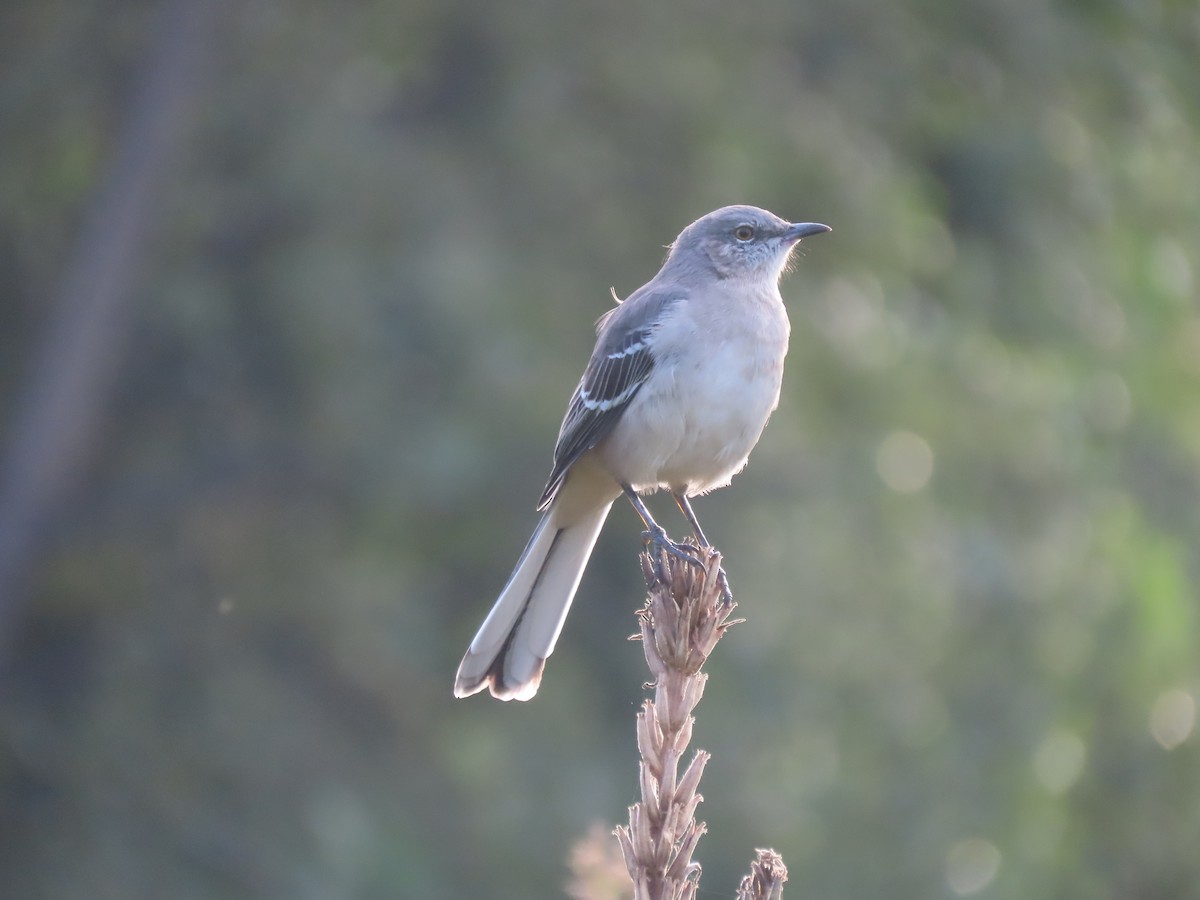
[642,526,734,606]
[642,525,706,570]
[644,527,737,601]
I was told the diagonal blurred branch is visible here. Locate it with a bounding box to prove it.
[0,0,220,642]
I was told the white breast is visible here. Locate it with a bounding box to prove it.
[597,284,790,495]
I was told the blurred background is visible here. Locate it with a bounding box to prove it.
[2,0,1198,897]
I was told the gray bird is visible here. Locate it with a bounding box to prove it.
[454,205,830,701]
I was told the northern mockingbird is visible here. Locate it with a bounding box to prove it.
[454,205,830,701]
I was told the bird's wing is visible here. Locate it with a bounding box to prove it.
[537,287,683,510]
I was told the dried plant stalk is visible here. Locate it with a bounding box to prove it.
[608,540,792,900]
[614,542,739,900]
[735,849,789,900]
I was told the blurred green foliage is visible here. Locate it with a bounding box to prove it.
[2,0,1199,897]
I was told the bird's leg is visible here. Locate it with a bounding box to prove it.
[671,492,711,547]
[671,492,733,605]
[621,484,705,572]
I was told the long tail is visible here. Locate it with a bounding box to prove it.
[454,499,613,701]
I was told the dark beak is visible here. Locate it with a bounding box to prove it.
[783,222,832,243]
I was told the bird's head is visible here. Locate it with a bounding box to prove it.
[666,205,830,283]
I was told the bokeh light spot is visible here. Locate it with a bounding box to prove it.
[876,430,934,493]
[1033,728,1086,794]
[815,276,906,370]
[1149,689,1196,750]
[945,838,1002,895]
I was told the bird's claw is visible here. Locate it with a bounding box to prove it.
[641,526,705,569]
[641,525,734,606]
[715,567,734,607]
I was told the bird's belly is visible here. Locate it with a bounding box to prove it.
[598,345,784,495]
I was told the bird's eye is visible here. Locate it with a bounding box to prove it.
[734,225,755,241]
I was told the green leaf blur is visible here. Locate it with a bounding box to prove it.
[1,0,1197,898]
